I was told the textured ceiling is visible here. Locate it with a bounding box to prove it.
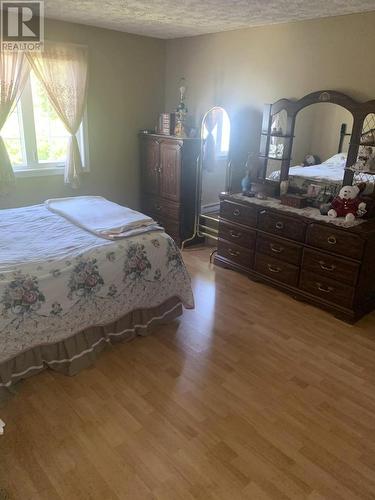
[45,0,375,39]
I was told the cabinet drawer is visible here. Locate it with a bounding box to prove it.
[218,221,256,250]
[256,234,302,265]
[258,210,306,242]
[254,253,299,287]
[142,196,181,222]
[217,239,254,269]
[220,201,257,228]
[302,248,359,286]
[161,217,180,236]
[299,270,355,309]
[306,224,364,260]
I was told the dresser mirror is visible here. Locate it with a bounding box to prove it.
[258,91,375,202]
[286,102,353,196]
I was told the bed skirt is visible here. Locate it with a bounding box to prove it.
[0,296,183,405]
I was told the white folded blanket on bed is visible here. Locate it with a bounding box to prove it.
[45,196,160,239]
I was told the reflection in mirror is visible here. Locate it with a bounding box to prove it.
[200,107,231,218]
[292,103,352,165]
[267,103,353,200]
[187,106,231,248]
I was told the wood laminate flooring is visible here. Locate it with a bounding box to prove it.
[1,246,375,499]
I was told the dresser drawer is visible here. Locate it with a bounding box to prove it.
[218,221,256,250]
[254,253,299,287]
[306,224,364,260]
[256,234,302,265]
[302,248,360,286]
[220,201,257,228]
[299,270,355,309]
[217,239,254,269]
[258,210,306,242]
[142,195,181,222]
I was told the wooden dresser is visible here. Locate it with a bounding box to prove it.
[215,193,375,322]
[140,133,200,246]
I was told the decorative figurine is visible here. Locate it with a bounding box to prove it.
[174,77,188,138]
[280,179,289,196]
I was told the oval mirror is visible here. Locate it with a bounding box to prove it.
[282,102,353,194]
[198,106,231,240]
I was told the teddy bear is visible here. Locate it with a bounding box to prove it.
[328,185,367,223]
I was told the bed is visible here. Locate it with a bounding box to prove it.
[268,152,349,192]
[270,153,375,199]
[0,200,194,403]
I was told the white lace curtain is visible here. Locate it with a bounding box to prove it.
[27,43,88,188]
[0,52,30,193]
[0,43,88,193]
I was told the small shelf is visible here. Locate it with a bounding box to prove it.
[261,132,293,138]
[349,142,375,147]
[345,167,375,175]
[259,155,291,161]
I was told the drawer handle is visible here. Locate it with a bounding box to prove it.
[275,221,284,230]
[319,261,336,272]
[228,249,240,257]
[268,264,282,273]
[233,209,241,217]
[230,230,242,238]
[270,243,284,254]
[316,282,334,293]
[327,235,337,245]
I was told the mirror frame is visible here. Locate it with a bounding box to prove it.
[197,106,232,240]
[258,90,375,189]
[181,106,232,249]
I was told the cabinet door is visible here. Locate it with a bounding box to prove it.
[159,140,182,202]
[141,138,159,196]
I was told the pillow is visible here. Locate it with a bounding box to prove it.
[322,153,347,167]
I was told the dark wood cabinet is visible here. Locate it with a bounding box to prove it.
[159,140,182,202]
[140,133,200,246]
[141,137,159,196]
[215,193,375,322]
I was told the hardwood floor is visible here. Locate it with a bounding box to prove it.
[1,246,375,499]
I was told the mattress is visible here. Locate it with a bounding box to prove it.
[0,204,194,401]
[268,153,348,187]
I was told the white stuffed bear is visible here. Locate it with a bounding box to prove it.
[328,185,367,223]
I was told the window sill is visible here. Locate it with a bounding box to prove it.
[13,166,65,178]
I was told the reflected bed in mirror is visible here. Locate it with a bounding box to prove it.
[267,103,353,196]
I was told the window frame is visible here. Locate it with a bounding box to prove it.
[7,72,89,178]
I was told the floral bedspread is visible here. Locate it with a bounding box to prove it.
[0,205,194,364]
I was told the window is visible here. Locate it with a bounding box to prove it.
[1,70,87,176]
